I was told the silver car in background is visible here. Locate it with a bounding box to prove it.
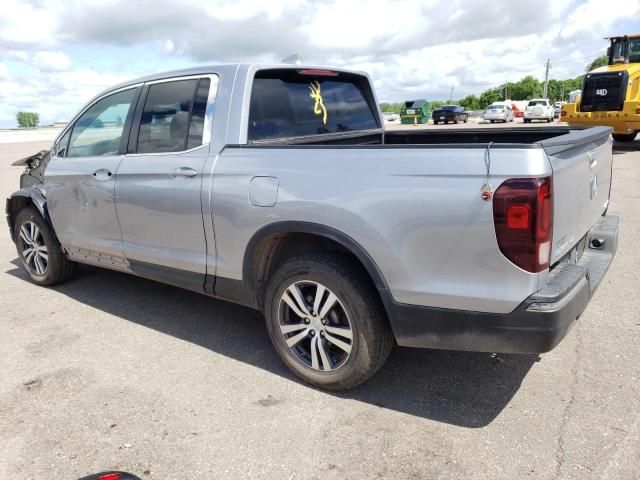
[483,102,514,123]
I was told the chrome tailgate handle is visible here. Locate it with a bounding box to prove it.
[171,166,198,178]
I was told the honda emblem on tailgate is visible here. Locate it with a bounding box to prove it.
[595,89,608,96]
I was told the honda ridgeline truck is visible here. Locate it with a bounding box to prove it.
[7,65,619,390]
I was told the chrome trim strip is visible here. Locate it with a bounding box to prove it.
[202,75,219,146]
[125,144,208,157]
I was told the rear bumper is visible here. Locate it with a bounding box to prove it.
[483,115,507,121]
[524,114,552,120]
[386,215,619,353]
[433,113,458,121]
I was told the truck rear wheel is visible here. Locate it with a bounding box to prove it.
[264,253,394,390]
[13,207,76,286]
[612,132,637,142]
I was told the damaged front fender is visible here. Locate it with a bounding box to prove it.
[6,187,49,243]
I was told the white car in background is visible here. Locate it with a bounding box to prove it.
[382,112,400,123]
[483,102,514,123]
[524,99,554,123]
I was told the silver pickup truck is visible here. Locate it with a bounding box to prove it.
[7,65,619,390]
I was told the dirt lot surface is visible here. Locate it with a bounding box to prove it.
[1,132,639,480]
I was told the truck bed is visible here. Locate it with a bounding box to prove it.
[250,126,597,147]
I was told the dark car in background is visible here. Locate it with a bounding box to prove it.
[432,105,468,124]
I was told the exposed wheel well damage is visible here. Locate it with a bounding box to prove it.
[243,223,391,314]
[6,191,50,243]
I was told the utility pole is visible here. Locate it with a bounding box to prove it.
[504,81,508,100]
[449,86,454,104]
[543,58,550,98]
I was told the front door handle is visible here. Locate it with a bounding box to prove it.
[171,167,198,178]
[92,168,112,180]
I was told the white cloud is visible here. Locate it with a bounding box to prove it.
[0,0,638,126]
[33,51,72,72]
[164,39,175,55]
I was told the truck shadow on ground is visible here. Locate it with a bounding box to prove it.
[7,262,539,428]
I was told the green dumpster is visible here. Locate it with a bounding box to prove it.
[400,99,430,125]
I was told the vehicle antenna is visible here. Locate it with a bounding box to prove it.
[481,141,494,201]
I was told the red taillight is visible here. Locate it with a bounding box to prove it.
[561,110,567,116]
[298,69,338,76]
[98,474,121,480]
[493,177,553,273]
[506,204,531,229]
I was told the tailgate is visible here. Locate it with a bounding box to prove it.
[539,127,613,264]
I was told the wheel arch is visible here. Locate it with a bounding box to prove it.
[6,188,50,242]
[242,221,393,313]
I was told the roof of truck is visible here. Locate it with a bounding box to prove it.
[96,63,367,99]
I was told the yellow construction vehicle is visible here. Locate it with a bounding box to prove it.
[561,34,640,142]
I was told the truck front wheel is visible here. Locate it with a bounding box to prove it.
[264,253,394,390]
[612,132,637,142]
[13,207,76,286]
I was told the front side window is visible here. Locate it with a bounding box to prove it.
[137,78,211,154]
[248,69,379,141]
[67,88,136,157]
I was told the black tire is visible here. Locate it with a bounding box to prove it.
[612,132,637,142]
[433,120,438,125]
[13,207,76,286]
[264,253,394,390]
[464,117,468,123]
[524,119,530,123]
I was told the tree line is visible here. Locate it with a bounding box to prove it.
[380,55,610,113]
[380,75,583,113]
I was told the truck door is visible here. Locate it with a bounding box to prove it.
[45,87,140,264]
[114,75,218,291]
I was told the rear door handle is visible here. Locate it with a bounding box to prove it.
[92,168,112,180]
[171,167,198,178]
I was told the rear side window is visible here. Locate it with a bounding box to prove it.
[248,69,379,141]
[137,78,211,154]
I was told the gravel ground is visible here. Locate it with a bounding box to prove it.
[0,134,638,480]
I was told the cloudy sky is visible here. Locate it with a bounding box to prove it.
[1,0,639,127]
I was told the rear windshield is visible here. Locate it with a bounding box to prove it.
[248,69,379,142]
[440,105,457,111]
[487,105,504,110]
[528,100,547,106]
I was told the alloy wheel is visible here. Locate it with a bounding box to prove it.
[18,220,48,275]
[278,280,353,372]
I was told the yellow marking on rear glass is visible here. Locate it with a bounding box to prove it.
[309,81,327,125]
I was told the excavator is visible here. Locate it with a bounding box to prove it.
[561,34,640,142]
